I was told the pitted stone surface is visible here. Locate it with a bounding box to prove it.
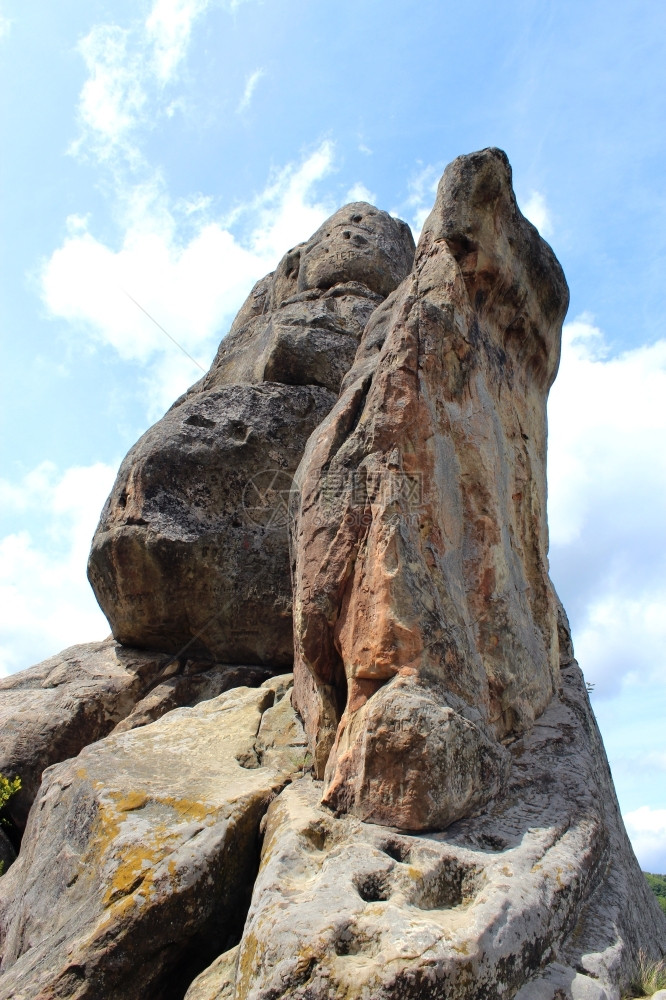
[201,661,666,1000]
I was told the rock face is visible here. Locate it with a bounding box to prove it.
[290,147,569,828]
[0,639,271,833]
[88,204,415,665]
[201,648,666,1000]
[2,149,664,1000]
[0,684,306,1000]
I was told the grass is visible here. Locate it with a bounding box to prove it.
[622,950,666,998]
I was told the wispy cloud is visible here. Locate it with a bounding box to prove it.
[399,161,443,236]
[0,462,116,676]
[40,142,337,419]
[71,0,212,167]
[237,68,265,113]
[520,190,553,237]
[146,0,210,83]
[346,181,376,204]
[72,24,147,165]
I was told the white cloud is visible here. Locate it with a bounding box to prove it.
[244,140,336,262]
[0,462,116,676]
[55,5,341,417]
[520,190,553,237]
[548,316,666,696]
[71,0,212,166]
[146,0,210,84]
[237,68,265,113]
[623,807,666,873]
[73,24,147,164]
[41,142,337,418]
[346,181,376,204]
[401,161,442,236]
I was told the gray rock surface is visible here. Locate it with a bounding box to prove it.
[200,203,414,395]
[89,383,334,666]
[212,651,665,999]
[88,204,415,664]
[0,685,306,1000]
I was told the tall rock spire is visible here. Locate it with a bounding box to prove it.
[291,148,570,828]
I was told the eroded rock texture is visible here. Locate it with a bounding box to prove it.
[198,646,666,1000]
[0,683,307,1000]
[88,204,415,665]
[291,147,569,828]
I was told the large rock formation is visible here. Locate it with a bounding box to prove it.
[290,147,569,828]
[1,150,664,1000]
[0,683,307,1000]
[88,204,415,665]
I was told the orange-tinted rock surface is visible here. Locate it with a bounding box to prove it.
[290,148,570,829]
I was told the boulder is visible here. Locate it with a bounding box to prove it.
[88,205,415,664]
[200,202,415,395]
[0,639,167,832]
[290,147,570,827]
[211,653,666,1000]
[0,684,306,1000]
[88,384,334,666]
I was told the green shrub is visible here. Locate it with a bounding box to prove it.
[0,773,21,816]
[0,774,21,878]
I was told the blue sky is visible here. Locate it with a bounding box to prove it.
[1,0,665,870]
